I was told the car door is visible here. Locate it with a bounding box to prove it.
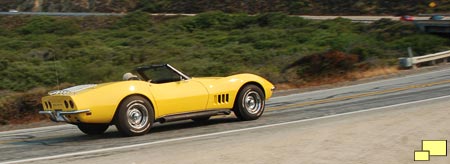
[138,65,210,116]
[149,80,209,116]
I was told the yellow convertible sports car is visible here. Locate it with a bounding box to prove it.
[40,64,275,136]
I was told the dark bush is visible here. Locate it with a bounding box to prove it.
[181,11,234,30]
[17,16,80,35]
[390,34,450,56]
[0,59,7,70]
[115,11,153,31]
[286,51,359,77]
[256,12,310,28]
[0,88,45,124]
[368,19,417,41]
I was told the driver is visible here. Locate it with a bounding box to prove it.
[122,73,139,80]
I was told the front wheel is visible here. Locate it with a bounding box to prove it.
[233,85,265,121]
[115,96,154,137]
[77,123,109,135]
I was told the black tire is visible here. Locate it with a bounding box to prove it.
[233,84,265,121]
[115,96,154,137]
[191,116,210,122]
[77,123,109,135]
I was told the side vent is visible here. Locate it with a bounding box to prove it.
[215,93,230,104]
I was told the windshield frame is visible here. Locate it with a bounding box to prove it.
[135,64,191,83]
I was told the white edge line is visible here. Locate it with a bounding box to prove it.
[3,94,450,164]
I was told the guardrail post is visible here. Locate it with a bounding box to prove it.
[408,47,417,69]
[408,47,414,58]
[430,60,436,65]
[399,57,413,69]
[398,49,450,69]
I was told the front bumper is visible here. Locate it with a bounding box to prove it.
[39,109,90,122]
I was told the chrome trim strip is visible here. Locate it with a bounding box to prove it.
[39,109,90,122]
[38,111,53,114]
[158,109,231,123]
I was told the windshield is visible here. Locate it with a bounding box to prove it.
[136,64,189,84]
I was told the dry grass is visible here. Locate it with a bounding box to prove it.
[0,83,74,125]
[347,66,399,79]
[276,66,399,90]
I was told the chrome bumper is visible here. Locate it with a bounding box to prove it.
[39,109,90,122]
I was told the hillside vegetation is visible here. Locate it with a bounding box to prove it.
[138,0,450,15]
[0,12,449,124]
[1,0,450,15]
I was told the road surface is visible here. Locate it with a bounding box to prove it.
[1,67,450,163]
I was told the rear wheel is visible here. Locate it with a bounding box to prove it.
[77,123,109,135]
[233,85,265,121]
[115,96,154,137]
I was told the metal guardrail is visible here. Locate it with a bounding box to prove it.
[399,50,450,69]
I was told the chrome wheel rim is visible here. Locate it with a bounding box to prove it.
[127,103,149,130]
[243,90,262,114]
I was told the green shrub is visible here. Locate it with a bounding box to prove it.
[390,34,450,56]
[181,11,234,30]
[0,59,7,70]
[257,13,311,28]
[17,16,80,35]
[139,0,172,13]
[0,61,65,91]
[115,11,153,31]
[368,19,417,41]
[57,38,83,49]
[1,12,449,92]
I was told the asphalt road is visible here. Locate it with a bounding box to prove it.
[1,67,450,163]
